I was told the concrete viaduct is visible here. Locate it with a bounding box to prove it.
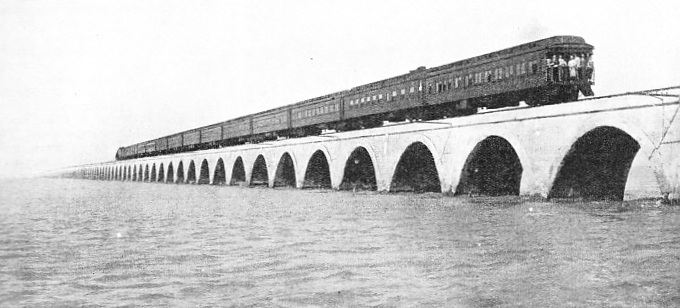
[58,92,680,201]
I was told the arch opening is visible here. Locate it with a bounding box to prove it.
[187,161,197,184]
[549,126,640,201]
[127,166,131,181]
[230,157,246,185]
[340,147,377,191]
[274,153,296,187]
[391,142,441,193]
[150,164,157,182]
[303,150,331,189]
[213,158,226,185]
[132,165,137,181]
[250,155,269,186]
[198,159,210,185]
[455,136,523,196]
[158,163,165,182]
[167,162,175,183]
[176,161,185,184]
[138,165,143,182]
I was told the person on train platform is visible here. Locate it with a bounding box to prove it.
[557,55,568,81]
[545,56,554,81]
[551,55,560,82]
[577,54,584,80]
[585,54,594,81]
[568,55,578,80]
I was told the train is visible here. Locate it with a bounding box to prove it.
[116,35,594,160]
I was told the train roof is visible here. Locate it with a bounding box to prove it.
[428,35,591,74]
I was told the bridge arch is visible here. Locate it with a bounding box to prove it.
[231,156,246,185]
[340,146,378,191]
[303,149,332,189]
[132,165,137,181]
[167,162,175,183]
[176,161,185,183]
[274,152,297,187]
[158,163,165,182]
[213,158,226,185]
[198,159,210,184]
[455,135,524,196]
[138,164,144,181]
[547,114,660,200]
[549,126,641,200]
[250,155,269,186]
[187,160,197,184]
[150,164,157,182]
[390,141,441,192]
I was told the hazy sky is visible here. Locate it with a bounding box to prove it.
[1,0,679,177]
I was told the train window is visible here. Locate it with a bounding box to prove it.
[360,98,364,103]
[530,61,538,74]
[448,79,452,90]
[372,95,377,101]
[379,94,383,100]
[401,89,406,95]
[516,64,521,75]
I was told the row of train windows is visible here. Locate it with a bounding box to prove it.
[294,103,341,119]
[430,60,539,94]
[349,86,419,108]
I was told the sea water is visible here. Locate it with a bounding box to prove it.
[1,178,679,307]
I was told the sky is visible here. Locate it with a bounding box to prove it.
[1,0,679,178]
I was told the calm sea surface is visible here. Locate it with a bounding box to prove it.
[1,178,679,307]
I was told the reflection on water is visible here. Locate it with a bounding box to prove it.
[0,179,679,307]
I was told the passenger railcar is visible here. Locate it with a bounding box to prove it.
[116,36,594,160]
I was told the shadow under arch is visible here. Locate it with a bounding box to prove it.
[230,157,246,185]
[213,158,226,185]
[187,160,197,184]
[198,159,210,184]
[303,150,331,189]
[455,136,523,196]
[132,165,137,181]
[250,155,269,186]
[138,165,143,182]
[340,146,377,191]
[158,163,165,182]
[176,161,185,183]
[548,126,640,201]
[127,166,132,181]
[150,164,157,182]
[391,142,441,192]
[274,152,296,187]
